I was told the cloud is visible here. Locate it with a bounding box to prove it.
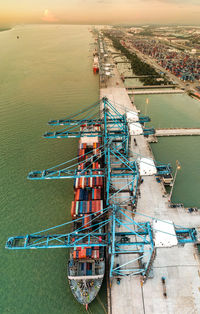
[42,9,58,22]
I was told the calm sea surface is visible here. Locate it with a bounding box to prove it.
[0,25,107,314]
[133,94,200,207]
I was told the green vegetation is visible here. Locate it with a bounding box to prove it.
[0,27,11,32]
[139,30,153,37]
[105,33,170,85]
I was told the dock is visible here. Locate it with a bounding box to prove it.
[156,128,200,137]
[124,75,157,79]
[100,38,200,314]
[126,85,184,95]
[148,128,200,143]
[126,85,178,89]
[128,89,184,95]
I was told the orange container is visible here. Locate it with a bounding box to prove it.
[79,248,87,259]
[74,190,80,201]
[71,201,75,217]
[83,215,91,229]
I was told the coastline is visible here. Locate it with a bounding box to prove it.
[0,27,11,32]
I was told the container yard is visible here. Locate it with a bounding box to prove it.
[5,29,200,314]
[123,38,200,82]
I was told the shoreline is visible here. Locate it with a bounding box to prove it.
[0,28,12,32]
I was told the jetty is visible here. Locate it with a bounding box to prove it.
[100,37,200,314]
[126,85,184,95]
[156,128,200,137]
[126,85,178,89]
[124,75,157,79]
[128,89,184,95]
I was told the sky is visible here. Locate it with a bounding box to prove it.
[0,0,200,26]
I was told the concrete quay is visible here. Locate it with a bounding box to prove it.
[156,128,200,137]
[125,76,157,79]
[100,42,200,314]
[126,85,178,89]
[128,89,184,95]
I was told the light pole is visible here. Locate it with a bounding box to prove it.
[169,160,181,203]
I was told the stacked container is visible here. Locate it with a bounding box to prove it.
[70,124,104,265]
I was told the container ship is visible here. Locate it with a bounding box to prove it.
[93,56,99,74]
[68,123,105,307]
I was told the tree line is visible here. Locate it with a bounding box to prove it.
[105,33,170,86]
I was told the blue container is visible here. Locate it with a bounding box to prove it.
[89,201,92,213]
[86,248,92,257]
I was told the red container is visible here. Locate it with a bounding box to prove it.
[96,188,101,200]
[75,190,80,201]
[78,163,84,170]
[71,201,75,217]
[83,215,91,229]
[79,248,86,259]
[92,162,99,169]
[73,250,80,259]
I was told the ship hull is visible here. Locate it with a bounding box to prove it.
[68,259,105,305]
[93,67,99,74]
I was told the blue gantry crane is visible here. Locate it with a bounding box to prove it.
[5,97,197,282]
[6,204,197,279]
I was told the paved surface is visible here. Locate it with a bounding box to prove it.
[128,90,184,95]
[126,86,179,89]
[100,41,200,314]
[156,128,200,136]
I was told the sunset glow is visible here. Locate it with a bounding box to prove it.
[0,0,200,25]
[42,9,58,23]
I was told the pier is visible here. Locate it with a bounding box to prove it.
[100,38,200,314]
[124,75,157,79]
[126,85,178,89]
[156,128,200,137]
[128,89,184,95]
[126,85,184,95]
[148,128,200,143]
